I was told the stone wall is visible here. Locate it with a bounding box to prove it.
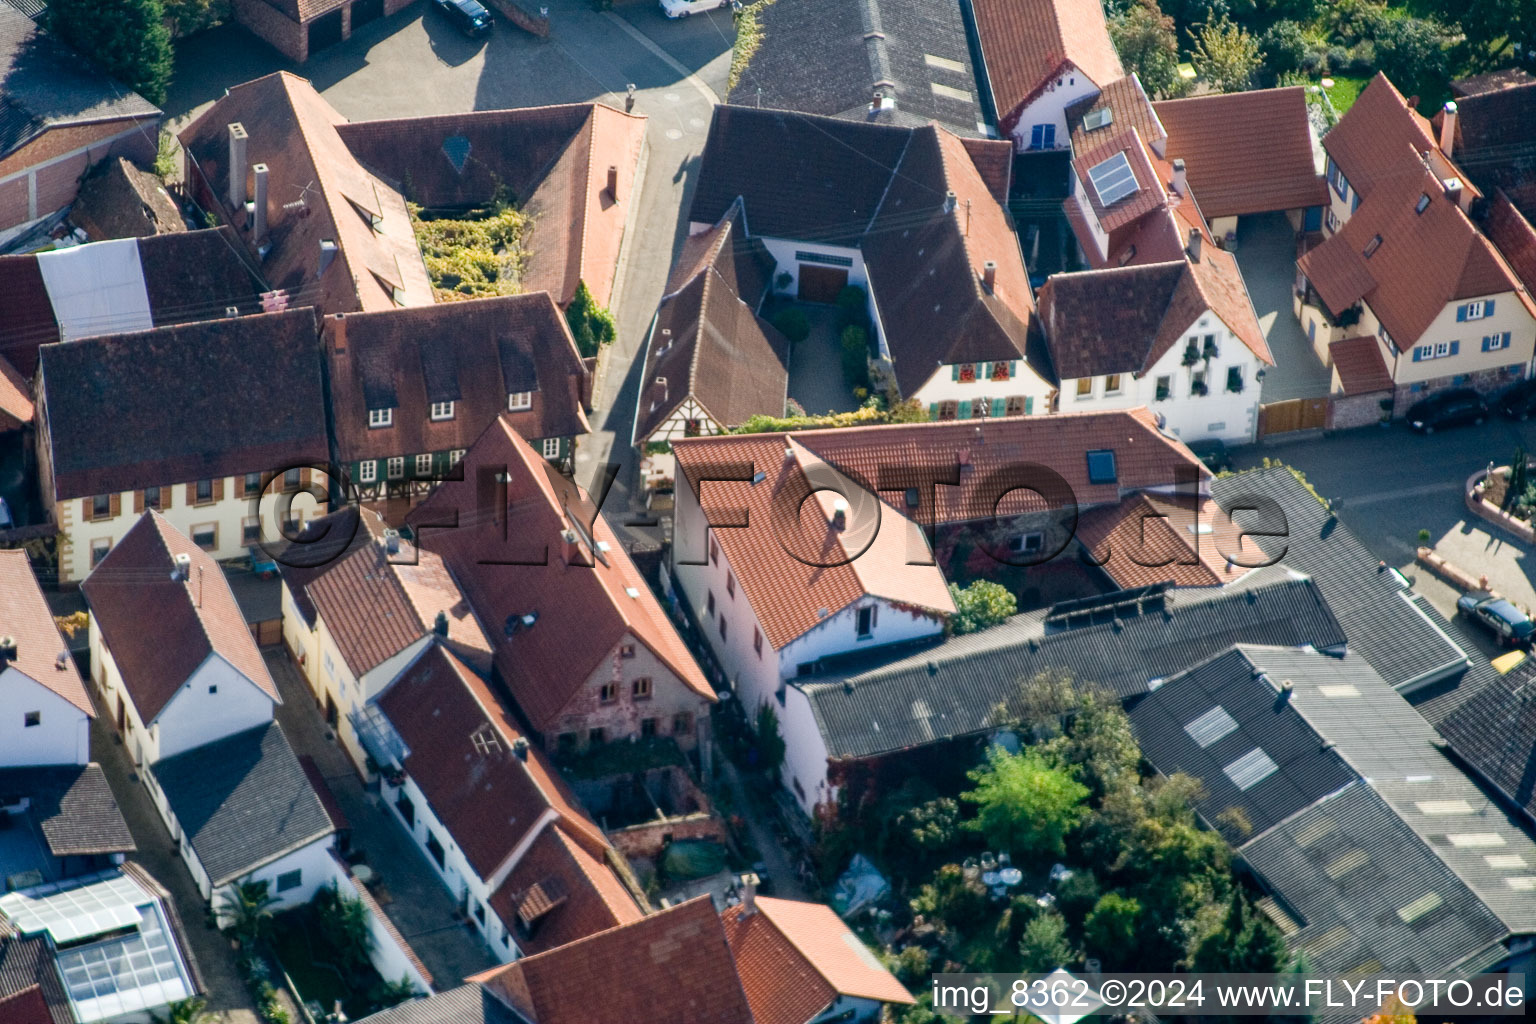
[607,810,727,861]
[1327,390,1390,431]
[1390,363,1524,418]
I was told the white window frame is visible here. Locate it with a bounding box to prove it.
[359,460,377,484]
[191,523,217,551]
[430,401,455,421]
[1075,378,1093,400]
[508,391,532,411]
[415,454,434,475]
[1103,373,1122,395]
[450,449,466,465]
[369,407,393,428]
[542,438,561,459]
[387,456,405,480]
[1465,301,1487,321]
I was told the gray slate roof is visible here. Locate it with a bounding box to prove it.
[1241,780,1510,977]
[0,763,135,857]
[0,5,159,159]
[726,0,984,136]
[802,573,1346,760]
[153,721,333,886]
[356,985,519,1024]
[1433,656,1536,826]
[1211,469,1477,695]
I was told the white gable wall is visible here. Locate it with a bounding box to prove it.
[154,654,276,760]
[779,683,833,816]
[1008,68,1101,153]
[0,667,89,767]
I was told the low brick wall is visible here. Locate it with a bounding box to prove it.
[1391,364,1525,419]
[486,0,549,36]
[1327,390,1390,430]
[1465,466,1536,544]
[233,0,308,61]
[607,811,728,861]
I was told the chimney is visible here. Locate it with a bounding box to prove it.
[606,164,619,202]
[942,190,957,214]
[870,89,882,113]
[560,528,582,565]
[332,312,347,352]
[227,123,248,210]
[319,238,338,277]
[434,610,449,637]
[171,552,192,582]
[1443,176,1464,206]
[1171,157,1187,197]
[384,528,400,555]
[0,636,16,667]
[512,736,530,761]
[831,497,849,531]
[251,163,269,244]
[740,872,760,916]
[1439,101,1458,156]
[982,260,997,293]
[1186,228,1202,263]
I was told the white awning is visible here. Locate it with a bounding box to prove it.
[0,870,150,943]
[35,238,152,341]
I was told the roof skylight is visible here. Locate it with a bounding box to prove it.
[1088,152,1138,206]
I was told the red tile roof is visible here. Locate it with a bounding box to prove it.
[327,294,590,465]
[476,896,753,1024]
[1152,87,1327,219]
[1319,74,1437,201]
[376,645,609,882]
[723,897,912,1023]
[0,550,91,716]
[1074,493,1254,590]
[1072,128,1167,233]
[305,530,490,678]
[1329,335,1394,396]
[0,986,52,1024]
[673,411,1206,648]
[1298,154,1534,342]
[971,0,1123,122]
[488,824,642,956]
[277,504,388,628]
[178,72,434,315]
[337,104,646,310]
[409,416,712,731]
[1441,78,1536,222]
[1068,75,1165,156]
[82,512,278,723]
[1487,190,1536,295]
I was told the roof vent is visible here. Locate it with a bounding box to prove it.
[225,305,240,317]
[982,260,996,293]
[384,528,401,555]
[318,238,338,276]
[784,447,796,462]
[0,636,15,665]
[927,661,938,676]
[512,736,530,761]
[171,552,192,582]
[843,680,855,693]
[1442,176,1464,202]
[56,650,70,670]
[752,470,767,485]
[504,612,539,637]
[816,607,829,619]
[831,497,849,530]
[434,610,449,637]
[942,190,957,214]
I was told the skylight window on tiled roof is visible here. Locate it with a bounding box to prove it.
[1088,152,1138,206]
[1086,449,1117,484]
[1395,891,1442,923]
[1184,705,1238,748]
[1447,832,1506,847]
[1486,854,1529,868]
[1223,747,1279,791]
[443,135,472,176]
[1416,193,1431,214]
[1083,108,1114,131]
[1363,235,1382,258]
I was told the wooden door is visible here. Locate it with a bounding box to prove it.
[797,265,848,304]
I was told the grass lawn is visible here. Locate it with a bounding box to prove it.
[1325,75,1369,114]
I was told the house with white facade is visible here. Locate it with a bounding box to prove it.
[687,106,1055,417]
[671,411,1209,813]
[82,512,337,910]
[0,551,93,768]
[34,307,330,583]
[969,0,1124,151]
[1296,74,1536,418]
[408,415,716,758]
[1038,244,1274,443]
[278,504,492,775]
[354,641,643,963]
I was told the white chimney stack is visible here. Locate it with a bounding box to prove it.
[227,123,248,210]
[1171,157,1187,197]
[252,162,269,244]
[942,190,957,214]
[740,872,759,916]
[1439,101,1458,157]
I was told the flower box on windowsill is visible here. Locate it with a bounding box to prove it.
[1191,383,1209,397]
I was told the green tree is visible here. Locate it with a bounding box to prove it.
[770,307,811,344]
[962,745,1090,858]
[894,992,966,1024]
[162,0,220,37]
[150,997,209,1024]
[895,795,962,852]
[312,883,374,972]
[1084,893,1143,965]
[564,279,616,357]
[948,580,1017,634]
[1429,0,1529,72]
[1190,891,1289,972]
[1372,16,1454,107]
[840,325,870,389]
[1018,909,1074,971]
[754,701,786,775]
[1189,14,1263,93]
[48,0,173,106]
[1259,20,1310,80]
[1509,446,1529,511]
[218,878,278,946]
[1111,0,1186,99]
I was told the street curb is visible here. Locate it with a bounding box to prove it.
[602,11,721,105]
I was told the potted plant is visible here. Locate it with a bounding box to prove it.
[1182,343,1200,368]
[1191,379,1209,397]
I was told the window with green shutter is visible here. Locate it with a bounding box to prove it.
[991,398,1006,417]
[958,400,971,418]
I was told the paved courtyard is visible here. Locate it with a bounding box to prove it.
[787,305,860,416]
[1235,212,1332,403]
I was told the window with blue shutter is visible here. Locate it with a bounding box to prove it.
[1351,192,1360,213]
[991,398,1006,417]
[957,400,971,418]
[1412,346,1424,361]
[1450,340,1459,355]
[1487,300,1495,316]
[1009,360,1018,377]
[1024,396,1034,414]
[1456,304,1467,322]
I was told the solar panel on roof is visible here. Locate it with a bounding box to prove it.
[1088,152,1138,206]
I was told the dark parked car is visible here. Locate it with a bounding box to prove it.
[1456,591,1536,647]
[1496,379,1536,421]
[435,0,493,36]
[1185,438,1230,472]
[1405,388,1487,433]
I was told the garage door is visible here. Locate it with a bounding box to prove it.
[351,0,384,28]
[308,9,345,52]
[797,264,848,304]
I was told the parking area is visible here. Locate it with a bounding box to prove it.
[1234,212,1333,403]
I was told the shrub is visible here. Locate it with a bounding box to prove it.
[1259,20,1309,80]
[962,745,1090,859]
[412,201,528,299]
[840,325,870,388]
[835,285,869,327]
[771,307,811,344]
[948,580,1017,634]
[565,280,617,357]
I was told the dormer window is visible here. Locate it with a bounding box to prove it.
[1362,235,1382,259]
[508,391,532,411]
[430,401,455,421]
[1086,449,1118,485]
[369,407,393,428]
